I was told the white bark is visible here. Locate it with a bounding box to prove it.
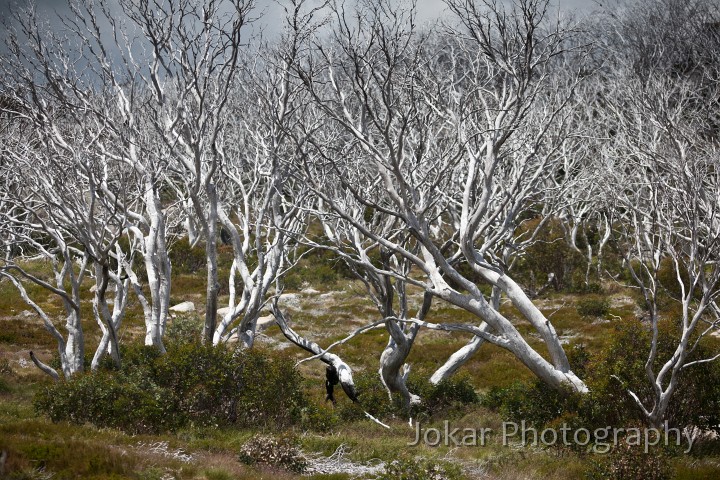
[598,11,720,424]
[293,0,590,394]
[273,305,358,402]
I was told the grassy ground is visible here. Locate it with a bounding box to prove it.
[1,258,719,479]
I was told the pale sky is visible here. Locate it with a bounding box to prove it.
[1,0,601,35]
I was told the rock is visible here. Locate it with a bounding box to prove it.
[278,293,300,309]
[301,287,320,295]
[256,315,276,331]
[217,306,232,317]
[90,284,116,293]
[169,301,195,313]
[18,310,34,318]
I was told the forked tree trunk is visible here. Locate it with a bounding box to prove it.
[429,286,499,385]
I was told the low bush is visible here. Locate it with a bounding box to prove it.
[576,295,610,318]
[570,279,604,295]
[164,312,203,345]
[238,434,307,473]
[35,343,308,434]
[513,218,586,292]
[282,247,356,290]
[481,344,588,429]
[585,441,670,480]
[378,456,465,480]
[338,370,478,421]
[481,321,720,444]
[34,370,169,433]
[589,319,720,434]
[169,238,206,274]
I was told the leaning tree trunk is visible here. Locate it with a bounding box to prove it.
[379,320,421,411]
[429,287,499,384]
[273,305,358,402]
[378,291,431,411]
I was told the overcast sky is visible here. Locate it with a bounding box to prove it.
[1,0,601,36]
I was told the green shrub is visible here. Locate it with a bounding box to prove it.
[570,279,604,295]
[299,402,340,432]
[378,457,465,480]
[576,295,610,317]
[164,312,203,345]
[588,319,720,434]
[284,263,338,290]
[481,322,720,440]
[513,218,586,292]
[238,434,307,473]
[153,344,307,429]
[411,375,479,417]
[34,371,169,434]
[282,247,356,290]
[481,344,588,429]
[35,343,308,434]
[482,380,583,429]
[337,370,478,421]
[169,238,206,274]
[0,357,13,394]
[585,442,670,480]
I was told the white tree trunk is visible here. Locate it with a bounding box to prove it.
[203,183,220,344]
[143,184,170,352]
[429,287,500,384]
[273,305,358,402]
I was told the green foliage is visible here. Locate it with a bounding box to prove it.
[482,380,580,429]
[569,279,604,295]
[1,434,144,480]
[34,343,308,434]
[378,456,465,480]
[164,312,203,345]
[481,321,720,440]
[238,434,307,473]
[513,218,586,292]
[154,344,306,429]
[299,401,340,432]
[590,319,720,433]
[656,257,690,300]
[338,370,478,421]
[284,263,338,290]
[576,295,610,318]
[283,247,356,290]
[411,375,479,416]
[585,442,670,480]
[0,319,54,348]
[481,344,588,428]
[34,370,169,434]
[169,238,206,274]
